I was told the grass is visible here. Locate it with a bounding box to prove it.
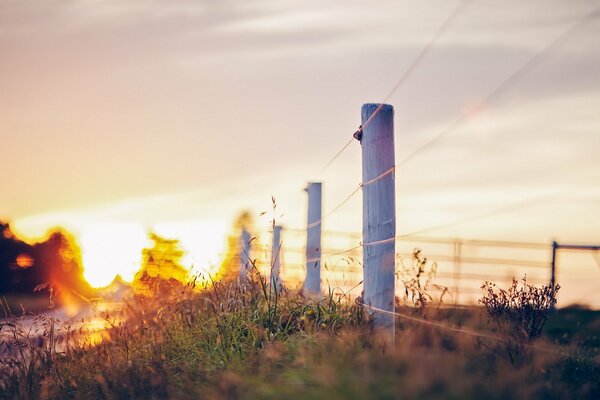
[0,295,56,318]
[1,271,599,400]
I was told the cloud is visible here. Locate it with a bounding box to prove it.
[0,0,598,245]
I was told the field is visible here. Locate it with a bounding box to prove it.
[1,274,599,400]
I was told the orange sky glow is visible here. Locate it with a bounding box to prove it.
[1,0,599,303]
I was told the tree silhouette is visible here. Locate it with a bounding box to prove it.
[0,222,94,299]
[133,233,189,296]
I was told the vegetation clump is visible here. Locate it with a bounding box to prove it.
[480,277,560,366]
[396,249,448,316]
[0,266,598,399]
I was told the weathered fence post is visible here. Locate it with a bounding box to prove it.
[271,225,283,292]
[239,229,252,282]
[360,103,396,344]
[304,182,322,296]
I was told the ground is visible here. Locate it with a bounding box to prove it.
[0,280,599,400]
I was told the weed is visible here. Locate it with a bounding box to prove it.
[396,249,448,316]
[1,266,598,400]
[479,277,559,366]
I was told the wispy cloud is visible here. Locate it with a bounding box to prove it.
[0,0,598,246]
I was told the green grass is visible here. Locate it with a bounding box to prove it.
[1,276,599,400]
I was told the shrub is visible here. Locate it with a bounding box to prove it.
[479,277,559,366]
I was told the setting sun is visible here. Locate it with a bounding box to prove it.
[77,220,228,288]
[152,220,228,279]
[1,0,599,398]
[79,223,149,288]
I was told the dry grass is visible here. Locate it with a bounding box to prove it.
[0,271,598,400]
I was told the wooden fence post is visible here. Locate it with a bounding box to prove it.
[304,182,322,296]
[239,229,251,282]
[361,103,396,344]
[271,225,283,292]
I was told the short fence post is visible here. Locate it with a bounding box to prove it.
[551,240,558,291]
[550,240,558,309]
[360,103,396,344]
[271,225,283,292]
[239,229,251,282]
[452,240,462,305]
[304,182,322,296]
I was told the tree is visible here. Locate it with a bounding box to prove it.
[133,233,189,296]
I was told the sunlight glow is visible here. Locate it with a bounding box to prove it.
[80,223,149,288]
[153,220,227,279]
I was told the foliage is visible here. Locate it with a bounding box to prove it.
[132,233,190,296]
[480,277,559,341]
[479,277,560,366]
[0,222,94,299]
[0,270,366,399]
[1,271,598,400]
[396,249,448,316]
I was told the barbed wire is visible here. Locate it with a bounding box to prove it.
[304,184,362,232]
[271,244,549,270]
[286,228,549,249]
[306,243,364,264]
[362,0,473,130]
[318,5,598,233]
[308,163,396,230]
[314,4,598,229]
[354,189,564,248]
[305,0,478,228]
[364,303,500,341]
[315,0,472,178]
[262,7,600,299]
[394,6,599,170]
[316,137,355,177]
[363,303,565,355]
[302,190,562,260]
[395,191,563,239]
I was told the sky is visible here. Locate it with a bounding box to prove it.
[1,0,599,297]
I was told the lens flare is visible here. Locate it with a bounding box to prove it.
[16,253,35,268]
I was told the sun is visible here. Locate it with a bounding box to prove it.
[152,219,227,279]
[78,220,228,288]
[79,223,149,288]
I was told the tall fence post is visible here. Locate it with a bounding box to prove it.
[239,229,252,282]
[304,182,322,296]
[360,103,396,344]
[271,225,283,292]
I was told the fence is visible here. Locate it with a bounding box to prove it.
[243,230,599,306]
[246,229,551,302]
[232,4,600,340]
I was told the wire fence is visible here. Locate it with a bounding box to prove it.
[309,4,598,233]
[246,229,556,304]
[314,0,472,179]
[237,4,600,310]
